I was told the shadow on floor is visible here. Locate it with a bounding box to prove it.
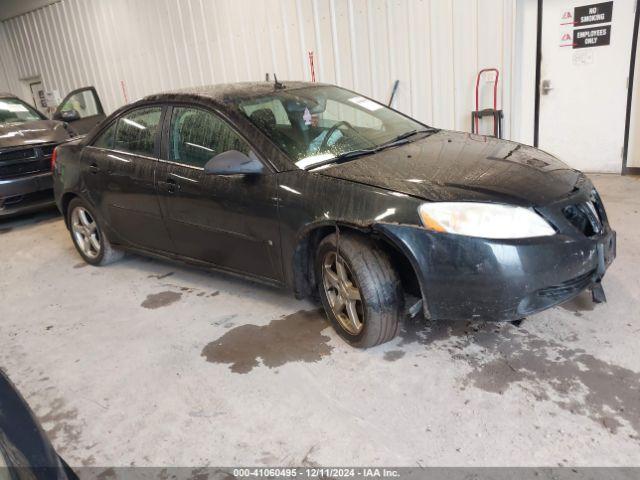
[0,206,61,233]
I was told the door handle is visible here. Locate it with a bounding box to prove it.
[89,163,100,174]
[164,177,181,194]
[541,79,554,95]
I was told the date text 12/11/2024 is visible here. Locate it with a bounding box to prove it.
[232,468,401,478]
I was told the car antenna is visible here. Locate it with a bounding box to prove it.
[274,73,285,90]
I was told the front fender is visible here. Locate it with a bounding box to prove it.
[372,222,434,317]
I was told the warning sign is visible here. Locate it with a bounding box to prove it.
[573,25,611,48]
[574,2,613,26]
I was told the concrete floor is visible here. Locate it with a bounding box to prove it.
[1,174,639,467]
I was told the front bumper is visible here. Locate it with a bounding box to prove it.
[375,223,616,321]
[0,172,55,217]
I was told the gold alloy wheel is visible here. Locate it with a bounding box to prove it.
[71,206,101,259]
[322,251,364,335]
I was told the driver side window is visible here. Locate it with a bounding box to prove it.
[169,107,251,168]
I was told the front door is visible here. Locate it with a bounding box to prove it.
[54,87,106,135]
[538,0,636,172]
[155,105,283,283]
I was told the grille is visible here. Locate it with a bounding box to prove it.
[0,158,50,178]
[537,270,594,299]
[0,147,36,162]
[563,199,603,236]
[0,144,55,180]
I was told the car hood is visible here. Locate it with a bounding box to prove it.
[317,130,584,206]
[0,120,71,149]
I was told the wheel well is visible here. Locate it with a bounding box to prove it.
[292,224,422,301]
[374,234,422,299]
[60,192,78,227]
[292,225,335,298]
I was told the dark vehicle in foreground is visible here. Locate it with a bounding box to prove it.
[0,369,76,479]
[52,82,616,347]
[0,88,104,217]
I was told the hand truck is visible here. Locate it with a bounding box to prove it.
[471,68,503,138]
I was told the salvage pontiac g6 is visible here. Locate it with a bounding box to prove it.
[52,82,616,347]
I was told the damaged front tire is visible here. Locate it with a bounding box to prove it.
[315,233,403,348]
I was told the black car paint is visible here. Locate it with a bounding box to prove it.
[318,132,583,206]
[53,82,615,322]
[0,369,75,479]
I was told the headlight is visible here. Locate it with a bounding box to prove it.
[418,202,555,239]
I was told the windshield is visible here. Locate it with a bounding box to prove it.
[237,86,427,169]
[0,97,43,125]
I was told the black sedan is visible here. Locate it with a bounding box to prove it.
[52,81,616,347]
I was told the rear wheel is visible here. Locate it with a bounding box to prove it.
[67,198,123,266]
[315,233,403,348]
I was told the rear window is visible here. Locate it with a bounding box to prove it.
[113,107,162,157]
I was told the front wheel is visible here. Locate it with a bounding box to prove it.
[315,233,403,348]
[67,198,123,266]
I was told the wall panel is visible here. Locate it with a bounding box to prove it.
[0,22,21,94]
[1,0,534,143]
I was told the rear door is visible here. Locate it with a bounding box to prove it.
[155,104,283,282]
[82,105,174,252]
[54,87,106,135]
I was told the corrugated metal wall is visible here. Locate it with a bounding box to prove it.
[1,0,533,142]
[0,21,21,95]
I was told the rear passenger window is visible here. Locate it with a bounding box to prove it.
[170,107,251,168]
[93,122,116,149]
[114,107,162,157]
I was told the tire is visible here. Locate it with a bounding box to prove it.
[315,233,403,348]
[67,198,123,266]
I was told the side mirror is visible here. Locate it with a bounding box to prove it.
[204,150,264,176]
[54,109,81,122]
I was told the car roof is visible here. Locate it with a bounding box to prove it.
[143,81,329,104]
[0,92,18,99]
